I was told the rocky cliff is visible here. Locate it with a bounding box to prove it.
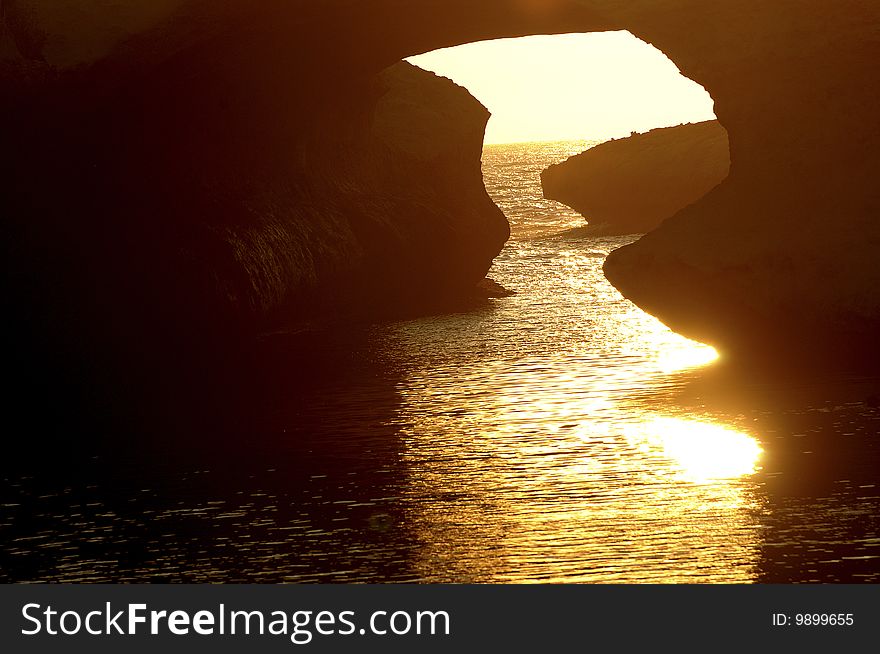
[4,57,507,331]
[541,121,729,235]
[3,4,513,435]
[600,3,880,368]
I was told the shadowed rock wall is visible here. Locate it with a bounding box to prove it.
[2,5,512,434]
[600,4,880,368]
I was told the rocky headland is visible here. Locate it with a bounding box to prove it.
[541,121,729,235]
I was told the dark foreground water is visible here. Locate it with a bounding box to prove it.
[3,142,880,583]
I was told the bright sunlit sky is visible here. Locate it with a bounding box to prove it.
[407,32,716,145]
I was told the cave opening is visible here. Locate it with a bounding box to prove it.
[407,31,729,240]
[393,31,731,385]
[408,32,717,145]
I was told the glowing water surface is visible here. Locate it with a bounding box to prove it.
[390,141,763,582]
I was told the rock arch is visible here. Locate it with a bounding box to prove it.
[4,0,880,367]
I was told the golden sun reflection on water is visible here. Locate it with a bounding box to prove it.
[626,417,763,483]
[390,235,767,582]
[654,340,719,374]
[395,322,765,582]
[388,145,767,583]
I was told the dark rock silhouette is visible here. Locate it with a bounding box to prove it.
[541,121,729,236]
[3,8,512,438]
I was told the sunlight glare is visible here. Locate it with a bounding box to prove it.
[629,417,762,482]
[655,340,719,374]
